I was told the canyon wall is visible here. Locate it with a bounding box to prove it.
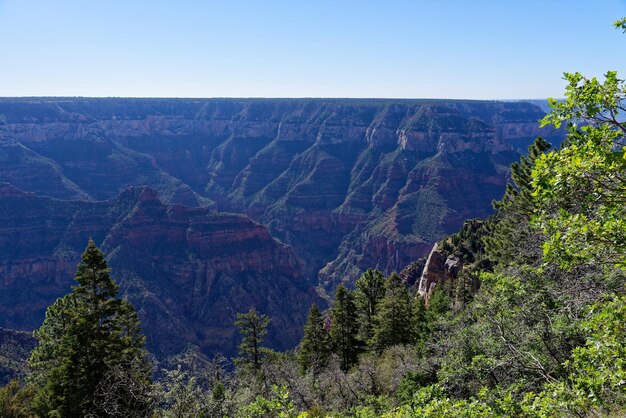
[0,185,317,356]
[0,98,561,355]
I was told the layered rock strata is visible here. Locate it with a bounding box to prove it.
[0,98,562,355]
[0,98,561,289]
[0,185,317,356]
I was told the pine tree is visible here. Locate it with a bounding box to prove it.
[484,137,552,268]
[234,307,270,372]
[353,269,386,345]
[330,285,360,371]
[372,274,416,350]
[29,239,152,418]
[297,304,331,375]
[413,295,428,345]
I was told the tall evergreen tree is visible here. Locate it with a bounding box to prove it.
[29,239,152,418]
[297,304,331,375]
[372,274,416,351]
[484,137,552,268]
[234,307,270,372]
[353,269,386,345]
[329,285,360,371]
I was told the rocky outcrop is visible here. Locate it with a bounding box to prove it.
[399,258,427,287]
[417,245,463,299]
[417,218,489,303]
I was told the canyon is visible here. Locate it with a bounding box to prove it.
[0,98,561,357]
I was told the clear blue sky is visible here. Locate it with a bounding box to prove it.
[1,0,625,99]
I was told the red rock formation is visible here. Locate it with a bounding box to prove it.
[0,185,318,357]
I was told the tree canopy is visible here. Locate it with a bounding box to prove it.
[28,240,152,418]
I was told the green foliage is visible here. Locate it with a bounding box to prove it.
[330,285,361,371]
[235,307,271,372]
[425,288,450,320]
[0,380,36,418]
[434,219,492,307]
[353,269,386,345]
[352,395,394,417]
[412,296,428,346]
[484,137,552,268]
[437,267,587,399]
[211,380,226,402]
[382,295,626,418]
[156,367,209,418]
[298,304,332,375]
[560,295,626,412]
[372,274,417,350]
[28,239,152,418]
[397,370,434,405]
[237,385,298,418]
[444,219,490,266]
[534,71,626,269]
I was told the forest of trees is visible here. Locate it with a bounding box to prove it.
[1,17,626,418]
